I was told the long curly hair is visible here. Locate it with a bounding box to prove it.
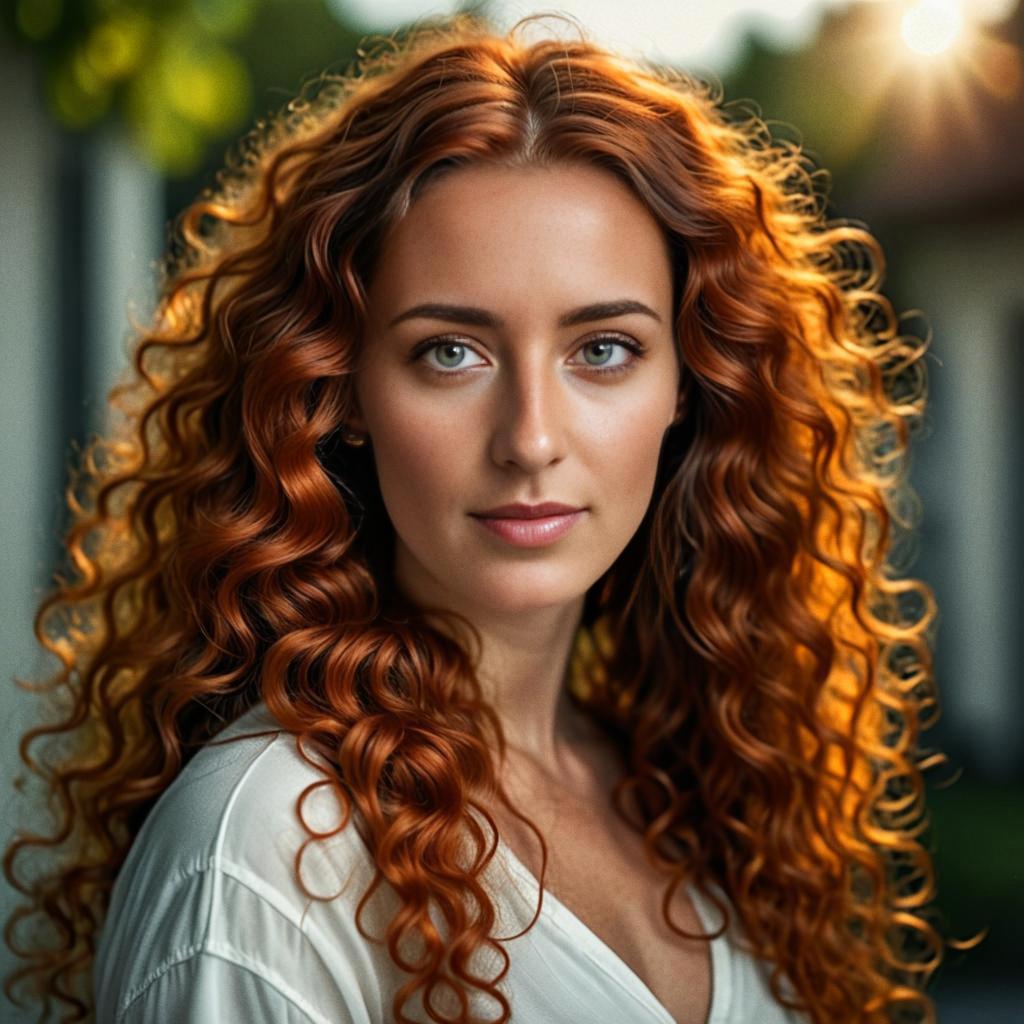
[4,12,972,1023]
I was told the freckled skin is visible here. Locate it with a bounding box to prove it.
[351,162,681,619]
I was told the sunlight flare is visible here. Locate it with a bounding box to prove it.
[901,0,964,56]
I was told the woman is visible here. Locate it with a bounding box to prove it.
[4,12,959,1024]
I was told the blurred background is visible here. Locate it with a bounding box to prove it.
[1,0,1020,1020]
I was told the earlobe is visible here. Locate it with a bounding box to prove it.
[342,394,370,445]
[671,372,692,425]
[341,428,368,447]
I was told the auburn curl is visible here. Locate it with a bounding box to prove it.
[4,12,975,1023]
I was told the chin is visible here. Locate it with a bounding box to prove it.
[468,565,595,614]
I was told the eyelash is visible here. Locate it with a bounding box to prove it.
[410,334,646,377]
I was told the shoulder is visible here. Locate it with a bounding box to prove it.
[101,701,378,914]
[93,703,398,1023]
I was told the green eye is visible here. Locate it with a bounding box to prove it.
[435,342,467,368]
[582,340,615,366]
[413,335,642,376]
[574,337,641,372]
[417,340,487,372]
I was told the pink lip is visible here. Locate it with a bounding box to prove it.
[471,510,586,548]
[472,502,582,519]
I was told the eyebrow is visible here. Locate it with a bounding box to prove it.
[387,299,663,330]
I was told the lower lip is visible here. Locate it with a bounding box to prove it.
[471,511,586,547]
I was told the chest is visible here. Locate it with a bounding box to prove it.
[494,773,713,1024]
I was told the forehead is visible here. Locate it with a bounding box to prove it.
[366,162,673,316]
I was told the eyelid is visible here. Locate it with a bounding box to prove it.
[569,332,646,362]
[412,335,490,371]
[411,332,645,374]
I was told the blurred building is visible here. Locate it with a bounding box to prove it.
[726,0,1024,780]
[854,2,1024,781]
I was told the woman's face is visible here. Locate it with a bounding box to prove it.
[353,162,680,617]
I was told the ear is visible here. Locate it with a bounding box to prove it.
[670,370,692,426]
[670,392,687,426]
[343,388,369,435]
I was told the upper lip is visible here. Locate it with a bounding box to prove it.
[472,502,584,519]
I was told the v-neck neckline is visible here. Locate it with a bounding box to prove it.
[493,834,729,1024]
[229,705,733,1021]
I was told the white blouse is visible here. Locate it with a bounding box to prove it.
[93,702,807,1023]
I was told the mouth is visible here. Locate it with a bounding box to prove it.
[469,507,587,548]
[470,501,584,519]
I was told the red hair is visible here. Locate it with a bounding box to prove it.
[4,13,973,1023]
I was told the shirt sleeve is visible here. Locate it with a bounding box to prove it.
[116,945,352,1024]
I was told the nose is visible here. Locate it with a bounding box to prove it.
[487,354,567,473]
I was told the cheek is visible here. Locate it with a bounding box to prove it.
[586,396,674,503]
[369,394,468,519]
[617,428,669,523]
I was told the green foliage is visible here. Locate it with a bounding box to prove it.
[925,777,1024,980]
[719,7,889,202]
[2,0,366,176]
